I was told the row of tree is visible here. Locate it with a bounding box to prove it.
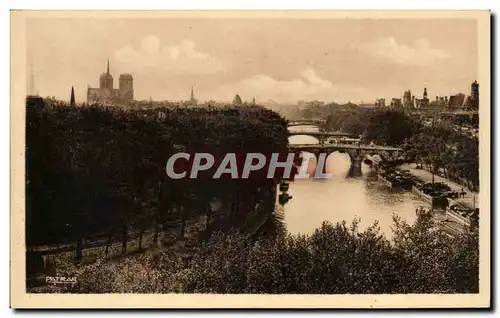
[324,108,422,146]
[40,211,479,294]
[402,123,479,191]
[26,97,289,257]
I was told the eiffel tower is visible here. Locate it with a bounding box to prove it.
[27,63,38,96]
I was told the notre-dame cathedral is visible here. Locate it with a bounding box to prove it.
[87,60,134,105]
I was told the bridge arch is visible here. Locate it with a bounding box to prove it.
[345,149,399,177]
[291,149,352,179]
[288,131,357,145]
[288,134,321,146]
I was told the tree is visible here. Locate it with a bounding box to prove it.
[26,98,289,265]
[363,109,422,146]
[46,210,479,294]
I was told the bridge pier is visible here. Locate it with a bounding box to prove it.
[348,150,364,177]
[317,135,326,145]
[313,150,328,176]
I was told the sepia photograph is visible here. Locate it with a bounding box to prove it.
[10,10,491,308]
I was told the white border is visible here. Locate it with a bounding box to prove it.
[4,2,497,315]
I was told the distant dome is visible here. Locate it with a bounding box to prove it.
[233,94,243,105]
[119,73,133,80]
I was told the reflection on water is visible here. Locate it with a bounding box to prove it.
[286,125,423,237]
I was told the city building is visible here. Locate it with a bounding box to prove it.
[414,87,429,108]
[359,102,376,108]
[375,98,386,107]
[390,98,402,108]
[447,93,466,108]
[445,81,478,109]
[471,80,479,108]
[429,96,447,107]
[403,90,413,108]
[87,60,134,105]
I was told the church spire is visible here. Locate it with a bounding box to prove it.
[28,63,36,96]
[107,59,110,75]
[187,85,198,106]
[70,86,75,106]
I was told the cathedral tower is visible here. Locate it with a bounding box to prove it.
[99,59,114,90]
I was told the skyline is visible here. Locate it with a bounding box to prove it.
[26,18,478,104]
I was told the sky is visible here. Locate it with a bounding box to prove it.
[26,17,478,104]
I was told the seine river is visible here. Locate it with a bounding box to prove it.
[285,125,424,237]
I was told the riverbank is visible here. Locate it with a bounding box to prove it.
[400,163,479,210]
[411,186,434,204]
[377,173,394,188]
[398,163,477,235]
[369,161,472,236]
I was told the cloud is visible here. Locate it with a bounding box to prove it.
[359,37,450,66]
[114,35,226,75]
[209,68,350,103]
[205,67,405,104]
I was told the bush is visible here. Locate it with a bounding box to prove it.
[40,212,478,294]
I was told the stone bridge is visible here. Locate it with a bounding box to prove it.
[289,143,403,177]
[288,130,359,143]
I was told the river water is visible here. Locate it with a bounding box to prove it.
[285,125,424,237]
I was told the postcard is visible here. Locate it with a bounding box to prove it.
[10,10,491,309]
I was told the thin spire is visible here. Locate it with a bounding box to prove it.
[28,63,36,96]
[107,59,110,74]
[190,85,195,100]
[70,86,75,106]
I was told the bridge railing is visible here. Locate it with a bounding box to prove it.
[289,143,402,151]
[287,120,326,126]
